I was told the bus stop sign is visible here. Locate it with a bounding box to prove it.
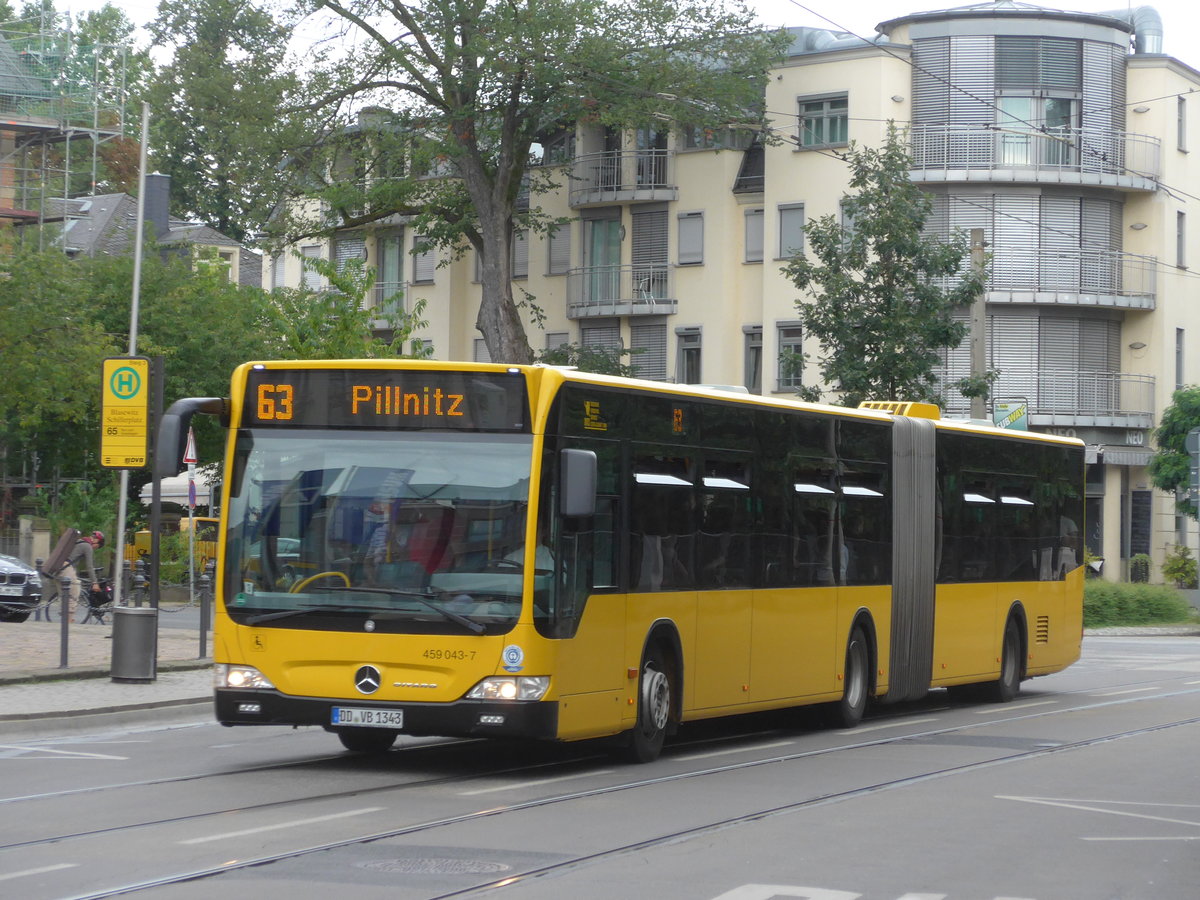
[100,357,150,469]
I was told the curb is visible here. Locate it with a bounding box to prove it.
[0,700,214,740]
[0,657,213,687]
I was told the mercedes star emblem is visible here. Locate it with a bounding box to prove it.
[354,665,382,695]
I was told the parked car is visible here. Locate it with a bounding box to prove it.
[0,553,42,623]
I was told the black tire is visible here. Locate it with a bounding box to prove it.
[622,648,673,763]
[825,625,870,728]
[979,617,1022,703]
[336,727,397,753]
[0,604,31,623]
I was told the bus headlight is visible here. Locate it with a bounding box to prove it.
[215,664,275,690]
[466,676,550,701]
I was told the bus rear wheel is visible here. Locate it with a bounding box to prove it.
[825,625,870,728]
[979,618,1022,703]
[622,649,673,763]
[336,727,397,753]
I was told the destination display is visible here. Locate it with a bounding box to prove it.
[242,368,530,432]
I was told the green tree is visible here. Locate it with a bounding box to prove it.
[1148,386,1200,520]
[148,0,307,242]
[293,0,788,363]
[782,128,984,407]
[263,253,431,360]
[536,342,641,377]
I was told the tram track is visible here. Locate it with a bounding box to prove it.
[62,704,1200,900]
[18,680,1200,899]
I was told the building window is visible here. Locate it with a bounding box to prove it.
[473,337,491,363]
[1178,211,1187,269]
[744,208,764,262]
[799,94,848,148]
[547,223,571,275]
[271,253,285,290]
[778,203,805,258]
[744,326,762,393]
[631,322,668,381]
[513,229,529,279]
[300,245,322,290]
[1177,328,1186,390]
[412,234,435,283]
[545,331,569,353]
[678,211,703,265]
[376,231,404,313]
[581,318,621,354]
[1179,95,1188,152]
[778,324,804,390]
[676,327,701,383]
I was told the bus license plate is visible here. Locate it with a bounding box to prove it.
[332,707,403,728]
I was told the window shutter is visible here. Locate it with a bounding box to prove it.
[778,204,805,257]
[512,230,529,278]
[1040,196,1080,291]
[632,210,668,267]
[301,245,322,290]
[334,233,365,272]
[948,35,994,125]
[913,37,951,126]
[548,224,571,275]
[630,323,667,380]
[474,338,491,363]
[581,320,621,351]
[412,235,435,283]
[992,313,1039,406]
[678,212,703,265]
[271,253,285,289]
[744,208,764,262]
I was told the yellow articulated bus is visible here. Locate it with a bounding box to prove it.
[157,361,1084,760]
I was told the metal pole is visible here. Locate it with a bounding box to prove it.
[969,228,988,421]
[112,102,151,608]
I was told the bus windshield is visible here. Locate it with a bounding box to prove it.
[225,429,537,635]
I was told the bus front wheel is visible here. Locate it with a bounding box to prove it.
[336,727,397,753]
[623,649,673,763]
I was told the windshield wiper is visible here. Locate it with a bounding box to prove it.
[245,603,397,625]
[331,586,486,635]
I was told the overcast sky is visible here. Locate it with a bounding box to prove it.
[57,0,1200,73]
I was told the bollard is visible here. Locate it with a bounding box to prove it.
[59,573,72,668]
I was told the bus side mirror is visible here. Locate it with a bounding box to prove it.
[155,397,227,479]
[560,449,597,518]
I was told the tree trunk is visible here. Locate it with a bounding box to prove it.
[473,203,534,365]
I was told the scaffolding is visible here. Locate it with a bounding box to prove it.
[0,11,129,249]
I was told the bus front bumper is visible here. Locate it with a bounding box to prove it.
[214,689,559,739]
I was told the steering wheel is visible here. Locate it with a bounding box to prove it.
[485,558,523,571]
[290,571,351,593]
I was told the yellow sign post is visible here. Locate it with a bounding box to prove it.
[101,357,150,468]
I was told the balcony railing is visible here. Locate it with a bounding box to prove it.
[933,245,1157,309]
[568,150,677,206]
[369,280,406,319]
[939,370,1155,427]
[910,124,1161,189]
[566,264,676,318]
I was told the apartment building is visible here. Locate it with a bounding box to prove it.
[268,2,1200,579]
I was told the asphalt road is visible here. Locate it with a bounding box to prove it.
[3,635,1198,900]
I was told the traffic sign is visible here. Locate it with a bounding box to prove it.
[183,427,198,465]
[100,357,150,469]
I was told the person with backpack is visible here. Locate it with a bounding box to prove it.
[40,530,104,623]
